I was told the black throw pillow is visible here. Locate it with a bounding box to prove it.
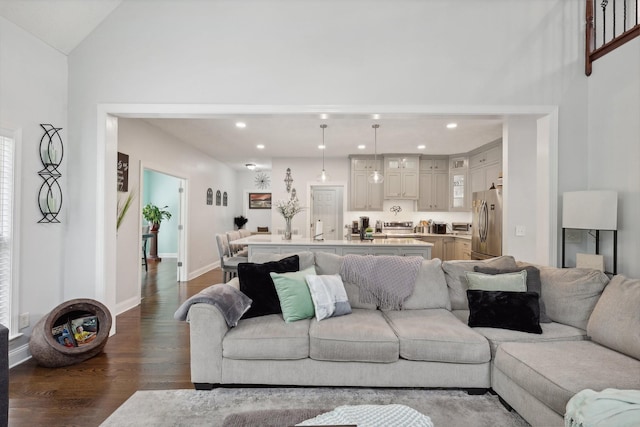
[467,290,543,334]
[238,255,300,319]
[473,265,551,323]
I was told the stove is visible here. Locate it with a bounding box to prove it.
[382,221,416,237]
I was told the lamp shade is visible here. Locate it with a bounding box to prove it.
[562,191,618,230]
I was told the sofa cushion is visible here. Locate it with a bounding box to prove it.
[466,271,527,292]
[467,290,542,334]
[250,251,315,270]
[538,266,609,330]
[474,265,551,323]
[314,252,376,310]
[453,309,587,356]
[238,255,300,319]
[494,341,640,416]
[271,267,317,323]
[383,309,490,364]
[223,314,310,360]
[587,275,640,360]
[441,256,518,310]
[309,309,398,363]
[402,258,451,310]
[305,274,352,321]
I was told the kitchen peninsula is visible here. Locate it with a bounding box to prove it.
[233,235,433,259]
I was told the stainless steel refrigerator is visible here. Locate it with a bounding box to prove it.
[471,189,503,260]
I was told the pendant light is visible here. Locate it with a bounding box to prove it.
[317,124,330,182]
[368,124,384,184]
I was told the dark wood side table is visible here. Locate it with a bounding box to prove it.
[146,231,161,262]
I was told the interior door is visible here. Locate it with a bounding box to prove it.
[311,186,343,241]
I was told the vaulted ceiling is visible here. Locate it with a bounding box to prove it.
[1,0,503,170]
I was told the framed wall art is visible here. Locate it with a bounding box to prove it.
[249,193,271,209]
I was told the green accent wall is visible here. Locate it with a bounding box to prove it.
[143,169,179,256]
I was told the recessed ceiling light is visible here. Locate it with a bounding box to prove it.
[318,145,326,149]
[417,145,426,149]
[256,144,265,149]
[320,113,329,120]
[446,122,458,129]
[357,145,366,150]
[235,122,247,128]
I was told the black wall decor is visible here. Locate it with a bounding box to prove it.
[223,191,228,206]
[216,190,221,206]
[38,124,63,223]
[206,188,213,205]
[117,152,129,192]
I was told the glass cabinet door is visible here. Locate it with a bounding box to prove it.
[451,171,468,210]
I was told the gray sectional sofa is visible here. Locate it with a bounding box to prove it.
[185,252,640,427]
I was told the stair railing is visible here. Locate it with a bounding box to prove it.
[586,0,640,75]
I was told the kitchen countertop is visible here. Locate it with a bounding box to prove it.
[234,235,434,247]
[350,233,472,240]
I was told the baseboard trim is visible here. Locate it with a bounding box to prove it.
[116,296,141,315]
[188,261,219,281]
[9,343,31,368]
[158,253,177,258]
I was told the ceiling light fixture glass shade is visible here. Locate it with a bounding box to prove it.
[317,124,330,182]
[245,163,256,170]
[368,124,384,184]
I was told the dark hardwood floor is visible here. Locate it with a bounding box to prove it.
[9,259,221,427]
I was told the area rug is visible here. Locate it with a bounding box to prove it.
[100,387,530,426]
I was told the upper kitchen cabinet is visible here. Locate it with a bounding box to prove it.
[469,141,502,194]
[449,156,469,211]
[384,156,419,200]
[350,156,384,211]
[418,157,449,211]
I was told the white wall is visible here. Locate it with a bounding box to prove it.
[503,116,539,261]
[142,169,180,256]
[586,38,640,277]
[236,170,272,231]
[116,119,238,312]
[271,157,351,236]
[61,0,640,310]
[0,16,68,362]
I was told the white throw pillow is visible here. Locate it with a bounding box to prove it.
[305,274,352,321]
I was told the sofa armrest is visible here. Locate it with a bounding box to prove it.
[188,303,230,385]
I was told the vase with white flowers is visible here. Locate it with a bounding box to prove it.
[275,198,304,240]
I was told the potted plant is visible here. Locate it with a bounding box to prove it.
[142,203,172,231]
[234,216,248,229]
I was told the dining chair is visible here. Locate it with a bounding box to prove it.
[226,230,248,257]
[215,234,247,282]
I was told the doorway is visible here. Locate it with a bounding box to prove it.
[310,186,344,241]
[142,168,187,283]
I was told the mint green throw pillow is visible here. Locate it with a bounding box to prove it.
[465,270,527,292]
[270,267,316,322]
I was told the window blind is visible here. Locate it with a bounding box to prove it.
[0,134,14,329]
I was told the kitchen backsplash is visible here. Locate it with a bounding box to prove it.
[347,199,472,228]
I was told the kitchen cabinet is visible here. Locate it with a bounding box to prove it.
[419,236,443,260]
[419,158,448,172]
[418,171,448,211]
[384,156,419,200]
[350,157,384,211]
[419,236,455,260]
[418,157,449,211]
[469,142,502,194]
[449,156,469,211]
[470,162,502,194]
[455,238,471,260]
[469,144,501,168]
[443,237,456,260]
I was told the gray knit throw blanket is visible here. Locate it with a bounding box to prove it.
[340,255,423,309]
